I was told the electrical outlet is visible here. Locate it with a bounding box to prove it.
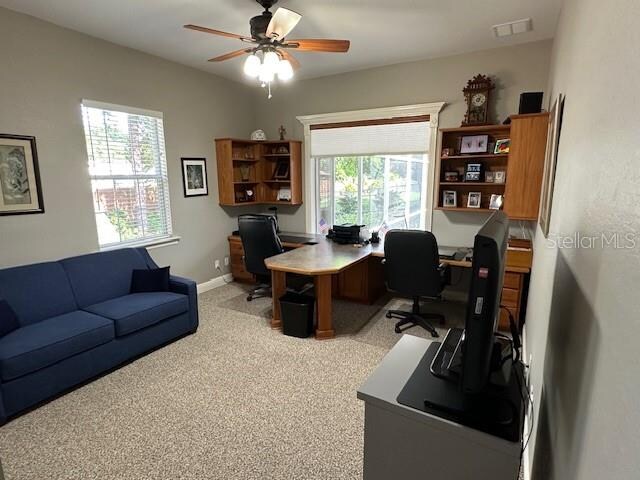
[224,256,229,267]
[214,259,220,270]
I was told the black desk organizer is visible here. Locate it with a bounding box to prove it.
[397,342,527,442]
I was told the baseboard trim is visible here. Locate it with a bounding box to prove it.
[197,274,233,294]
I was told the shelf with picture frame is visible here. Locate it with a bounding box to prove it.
[435,113,549,218]
[215,138,303,206]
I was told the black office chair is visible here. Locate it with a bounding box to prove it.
[238,214,284,301]
[382,230,450,338]
[238,214,311,301]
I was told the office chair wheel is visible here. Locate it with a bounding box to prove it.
[394,325,401,333]
[386,312,393,319]
[246,295,253,302]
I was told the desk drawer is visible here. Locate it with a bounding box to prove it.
[501,287,520,308]
[503,272,522,290]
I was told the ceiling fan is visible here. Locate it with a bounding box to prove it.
[185,0,350,97]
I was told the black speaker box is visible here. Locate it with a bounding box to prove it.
[518,92,544,114]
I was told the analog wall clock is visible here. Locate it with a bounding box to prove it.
[462,74,495,126]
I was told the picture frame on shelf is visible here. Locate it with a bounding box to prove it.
[489,194,504,210]
[0,134,45,216]
[494,171,506,184]
[467,192,482,208]
[277,187,292,201]
[464,162,484,182]
[444,171,460,182]
[273,160,290,179]
[441,147,455,157]
[459,134,489,154]
[443,190,457,208]
[181,158,208,197]
[485,171,495,183]
[494,139,511,154]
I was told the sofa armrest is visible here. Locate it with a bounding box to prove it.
[169,275,199,331]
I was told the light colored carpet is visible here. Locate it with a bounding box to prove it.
[0,283,471,479]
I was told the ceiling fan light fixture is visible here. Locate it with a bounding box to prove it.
[266,8,302,39]
[277,59,294,81]
[262,51,280,71]
[258,66,275,84]
[243,54,261,77]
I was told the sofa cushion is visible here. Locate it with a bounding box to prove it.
[60,248,149,308]
[84,292,188,337]
[0,310,114,382]
[0,262,78,326]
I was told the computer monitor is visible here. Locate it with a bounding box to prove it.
[460,211,509,394]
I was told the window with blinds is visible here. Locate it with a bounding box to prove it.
[311,119,431,232]
[81,100,173,248]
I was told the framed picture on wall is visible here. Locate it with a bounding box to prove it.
[539,93,565,237]
[181,158,208,197]
[0,134,45,216]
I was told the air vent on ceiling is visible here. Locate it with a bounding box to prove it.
[492,18,532,38]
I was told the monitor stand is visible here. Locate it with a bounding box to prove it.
[396,340,526,442]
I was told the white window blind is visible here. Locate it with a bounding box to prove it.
[81,100,173,248]
[311,119,431,232]
[310,121,431,157]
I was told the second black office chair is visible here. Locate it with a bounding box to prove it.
[383,229,450,338]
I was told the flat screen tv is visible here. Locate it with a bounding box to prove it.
[460,211,509,394]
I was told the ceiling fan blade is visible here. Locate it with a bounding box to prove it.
[279,50,301,70]
[184,24,253,42]
[284,39,350,53]
[208,49,251,62]
[266,7,302,40]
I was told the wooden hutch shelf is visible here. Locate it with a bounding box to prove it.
[215,138,303,206]
[435,113,549,218]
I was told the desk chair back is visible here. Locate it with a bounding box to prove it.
[238,214,284,278]
[384,230,443,297]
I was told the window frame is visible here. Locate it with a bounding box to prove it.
[81,99,175,250]
[298,102,445,233]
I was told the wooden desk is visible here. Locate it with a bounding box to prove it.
[264,235,386,339]
[228,233,532,338]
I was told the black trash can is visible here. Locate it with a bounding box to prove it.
[279,292,315,338]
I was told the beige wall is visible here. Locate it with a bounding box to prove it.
[0,8,255,283]
[525,0,640,479]
[253,40,552,245]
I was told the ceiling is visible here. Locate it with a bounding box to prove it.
[1,0,562,82]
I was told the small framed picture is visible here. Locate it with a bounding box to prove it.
[494,171,506,184]
[489,194,504,210]
[494,139,511,154]
[460,134,489,154]
[443,190,457,208]
[181,158,208,197]
[444,171,460,182]
[465,162,484,182]
[273,160,290,179]
[467,192,481,208]
[0,134,45,216]
[441,147,455,157]
[485,171,495,183]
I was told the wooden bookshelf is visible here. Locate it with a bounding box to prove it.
[215,138,303,206]
[435,113,549,218]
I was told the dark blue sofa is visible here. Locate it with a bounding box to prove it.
[0,248,198,424]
